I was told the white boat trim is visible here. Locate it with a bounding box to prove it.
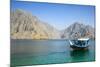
[69,40,73,45]
[78,38,89,41]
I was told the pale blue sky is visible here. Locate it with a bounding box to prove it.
[11,0,95,30]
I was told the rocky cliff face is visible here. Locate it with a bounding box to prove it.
[11,9,95,39]
[11,9,60,39]
[61,22,95,39]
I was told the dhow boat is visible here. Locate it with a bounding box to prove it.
[69,38,89,50]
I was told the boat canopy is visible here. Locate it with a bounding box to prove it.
[78,38,89,41]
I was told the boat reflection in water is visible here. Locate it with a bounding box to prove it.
[70,49,90,62]
[69,38,89,50]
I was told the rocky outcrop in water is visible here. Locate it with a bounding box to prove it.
[11,9,60,39]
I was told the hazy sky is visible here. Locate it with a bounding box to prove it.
[11,0,95,30]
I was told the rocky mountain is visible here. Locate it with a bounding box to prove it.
[61,22,95,39]
[11,9,60,39]
[11,9,95,39]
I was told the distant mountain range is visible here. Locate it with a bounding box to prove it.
[11,9,95,39]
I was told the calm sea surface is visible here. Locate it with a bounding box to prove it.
[11,39,95,66]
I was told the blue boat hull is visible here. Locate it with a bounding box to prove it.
[70,45,89,50]
[69,39,89,50]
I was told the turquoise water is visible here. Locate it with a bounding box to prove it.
[11,40,95,66]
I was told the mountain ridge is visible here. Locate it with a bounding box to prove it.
[11,9,95,39]
[11,9,61,39]
[61,22,95,39]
